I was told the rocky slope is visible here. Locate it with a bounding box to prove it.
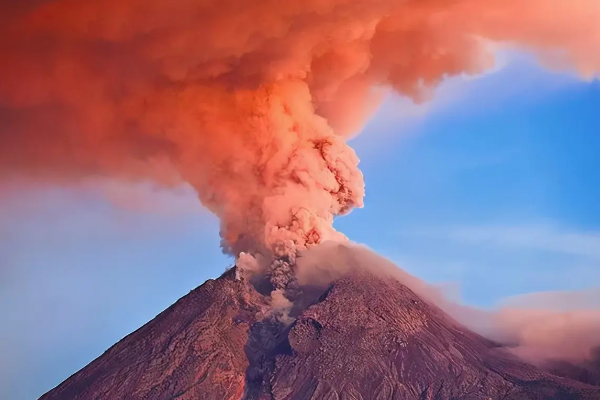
[40,268,600,400]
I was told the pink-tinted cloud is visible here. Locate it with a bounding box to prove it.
[1,0,599,260]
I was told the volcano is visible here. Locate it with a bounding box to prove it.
[40,262,600,400]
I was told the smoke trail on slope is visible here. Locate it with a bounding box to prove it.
[296,242,600,376]
[1,0,599,294]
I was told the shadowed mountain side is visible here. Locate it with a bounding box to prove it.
[40,268,600,400]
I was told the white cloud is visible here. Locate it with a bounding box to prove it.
[425,224,600,260]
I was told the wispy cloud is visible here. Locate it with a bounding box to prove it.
[387,223,600,307]
[1,179,208,218]
[83,180,207,216]
[500,287,600,310]
[419,224,600,260]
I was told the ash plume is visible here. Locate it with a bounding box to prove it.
[1,0,600,292]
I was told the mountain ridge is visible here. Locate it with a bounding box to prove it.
[40,266,600,400]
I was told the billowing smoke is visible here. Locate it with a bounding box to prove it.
[1,2,599,299]
[2,0,600,378]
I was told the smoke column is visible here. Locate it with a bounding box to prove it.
[1,0,600,294]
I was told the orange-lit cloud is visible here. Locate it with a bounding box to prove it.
[1,0,599,260]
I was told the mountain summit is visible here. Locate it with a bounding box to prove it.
[40,265,600,400]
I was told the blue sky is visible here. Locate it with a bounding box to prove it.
[1,52,599,399]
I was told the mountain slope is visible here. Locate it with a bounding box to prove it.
[260,273,600,400]
[40,268,263,400]
[40,268,600,400]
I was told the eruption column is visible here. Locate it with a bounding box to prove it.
[0,0,599,297]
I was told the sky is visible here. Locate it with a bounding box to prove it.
[0,51,599,399]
